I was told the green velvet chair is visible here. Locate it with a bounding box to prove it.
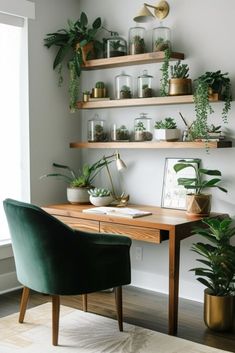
[3,198,131,346]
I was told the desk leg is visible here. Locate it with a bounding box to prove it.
[168,230,180,335]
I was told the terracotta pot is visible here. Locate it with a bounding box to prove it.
[186,194,211,216]
[76,42,94,62]
[168,78,192,96]
[204,289,234,331]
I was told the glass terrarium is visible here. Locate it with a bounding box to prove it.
[129,26,146,55]
[115,72,133,99]
[111,124,131,141]
[134,113,153,141]
[87,115,108,142]
[152,26,171,52]
[137,70,153,98]
[105,32,127,58]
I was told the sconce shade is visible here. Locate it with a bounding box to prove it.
[133,5,155,23]
[133,1,170,23]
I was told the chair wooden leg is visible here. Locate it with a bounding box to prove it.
[19,286,30,323]
[114,286,123,332]
[82,294,88,312]
[52,295,60,346]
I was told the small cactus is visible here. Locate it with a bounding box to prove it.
[95,81,105,89]
[88,187,111,197]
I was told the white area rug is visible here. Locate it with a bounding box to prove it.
[0,303,231,353]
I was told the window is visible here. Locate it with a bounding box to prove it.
[0,18,30,242]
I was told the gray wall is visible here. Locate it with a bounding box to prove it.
[77,0,235,302]
[2,0,235,301]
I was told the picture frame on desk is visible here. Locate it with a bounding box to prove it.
[161,157,200,210]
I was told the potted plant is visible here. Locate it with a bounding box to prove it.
[92,81,107,98]
[120,85,132,99]
[154,117,180,141]
[134,121,153,142]
[111,124,130,141]
[40,159,110,204]
[88,187,113,206]
[193,70,232,138]
[191,217,235,331]
[44,12,102,112]
[173,159,227,216]
[168,60,192,96]
[130,35,145,55]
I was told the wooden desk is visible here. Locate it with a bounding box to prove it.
[43,203,222,335]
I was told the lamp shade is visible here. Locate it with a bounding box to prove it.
[116,153,127,171]
[133,4,155,23]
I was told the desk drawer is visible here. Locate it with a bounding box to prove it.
[53,215,99,233]
[100,222,161,244]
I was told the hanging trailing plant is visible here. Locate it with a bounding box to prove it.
[193,71,232,137]
[160,48,171,96]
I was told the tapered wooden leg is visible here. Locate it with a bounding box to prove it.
[82,294,88,312]
[19,286,30,323]
[52,295,60,346]
[114,286,123,331]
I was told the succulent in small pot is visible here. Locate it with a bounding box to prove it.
[88,187,113,206]
[190,217,235,331]
[92,81,107,98]
[83,90,90,102]
[168,60,192,96]
[173,159,227,216]
[154,117,180,141]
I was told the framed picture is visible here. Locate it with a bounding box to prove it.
[161,158,200,210]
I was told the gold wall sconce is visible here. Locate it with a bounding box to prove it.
[133,1,170,22]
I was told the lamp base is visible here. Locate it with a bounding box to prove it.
[114,194,130,207]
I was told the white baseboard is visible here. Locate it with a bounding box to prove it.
[0,271,21,294]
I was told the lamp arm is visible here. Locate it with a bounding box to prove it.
[104,160,117,199]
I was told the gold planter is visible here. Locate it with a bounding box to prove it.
[186,194,211,216]
[92,88,107,98]
[204,289,234,331]
[168,78,192,96]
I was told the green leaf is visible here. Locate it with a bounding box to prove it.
[92,17,101,29]
[80,12,88,28]
[53,43,71,70]
[174,163,196,173]
[199,169,222,176]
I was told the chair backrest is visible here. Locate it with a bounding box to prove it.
[3,198,85,295]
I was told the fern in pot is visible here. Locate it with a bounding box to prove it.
[173,159,227,216]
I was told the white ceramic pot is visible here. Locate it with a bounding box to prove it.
[154,128,180,141]
[89,195,113,206]
[67,187,90,204]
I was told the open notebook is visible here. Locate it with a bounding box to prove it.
[82,207,152,218]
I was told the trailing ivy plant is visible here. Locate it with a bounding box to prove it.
[160,48,171,96]
[193,70,232,137]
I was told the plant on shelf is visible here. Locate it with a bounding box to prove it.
[44,12,102,112]
[142,84,153,98]
[40,159,111,204]
[134,121,152,142]
[173,159,227,216]
[130,35,145,54]
[169,60,192,96]
[154,37,171,52]
[154,117,180,141]
[92,81,107,98]
[159,48,171,96]
[190,217,235,331]
[120,85,132,99]
[193,70,232,138]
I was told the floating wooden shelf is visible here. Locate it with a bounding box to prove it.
[82,51,185,70]
[77,94,219,110]
[70,141,232,149]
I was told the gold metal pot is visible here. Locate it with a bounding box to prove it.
[186,194,211,216]
[168,78,192,96]
[204,289,234,331]
[92,88,107,98]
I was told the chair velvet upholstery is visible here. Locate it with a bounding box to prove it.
[3,198,131,345]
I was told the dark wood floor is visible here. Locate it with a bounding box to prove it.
[0,286,234,352]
